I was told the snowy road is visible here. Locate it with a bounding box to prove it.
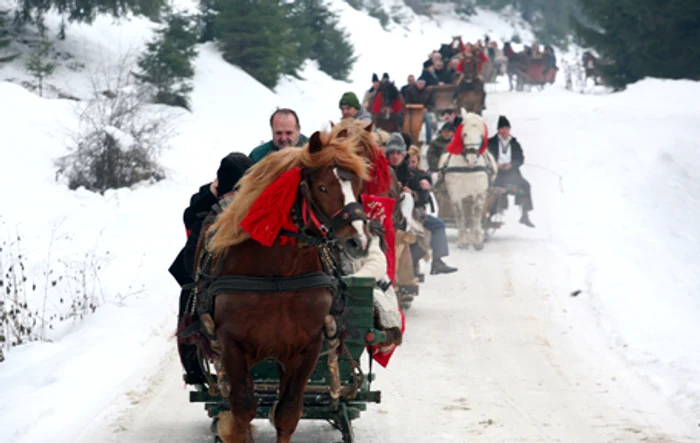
[80,209,697,443]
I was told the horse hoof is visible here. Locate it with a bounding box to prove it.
[473,242,485,251]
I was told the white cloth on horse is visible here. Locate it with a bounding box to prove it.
[346,234,402,330]
[497,135,512,165]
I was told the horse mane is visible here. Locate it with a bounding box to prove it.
[330,120,391,195]
[206,130,369,253]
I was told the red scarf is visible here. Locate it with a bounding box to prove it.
[239,168,302,247]
[445,123,488,156]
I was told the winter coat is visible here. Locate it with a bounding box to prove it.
[487,135,524,168]
[354,106,373,122]
[401,84,435,109]
[168,183,218,286]
[248,134,309,164]
[392,156,433,209]
[426,134,451,171]
[419,69,440,87]
[362,88,376,109]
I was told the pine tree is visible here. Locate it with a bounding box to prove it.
[26,39,56,97]
[572,0,700,89]
[136,11,199,110]
[14,0,165,26]
[0,9,19,64]
[314,18,357,81]
[213,0,289,89]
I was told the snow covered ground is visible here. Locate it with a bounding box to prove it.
[1,1,699,442]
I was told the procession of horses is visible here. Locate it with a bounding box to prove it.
[170,36,545,443]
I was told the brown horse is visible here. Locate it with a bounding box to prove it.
[455,56,485,114]
[196,131,370,443]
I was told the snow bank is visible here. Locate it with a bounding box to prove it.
[483,78,700,423]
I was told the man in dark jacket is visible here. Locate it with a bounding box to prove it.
[249,108,308,164]
[385,133,457,275]
[402,78,435,143]
[168,152,253,384]
[426,122,455,172]
[487,116,535,227]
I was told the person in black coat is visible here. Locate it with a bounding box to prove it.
[487,116,535,227]
[168,152,253,384]
[385,133,457,275]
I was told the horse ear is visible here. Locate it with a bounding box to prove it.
[364,122,374,132]
[460,107,469,122]
[329,120,335,128]
[308,131,323,153]
[336,128,348,138]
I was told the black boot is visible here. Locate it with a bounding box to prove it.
[430,258,458,275]
[519,211,535,228]
[414,259,425,282]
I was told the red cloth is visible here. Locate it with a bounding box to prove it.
[371,309,405,367]
[371,92,403,114]
[362,195,396,282]
[185,228,191,237]
[445,123,488,156]
[239,168,302,247]
[362,147,391,196]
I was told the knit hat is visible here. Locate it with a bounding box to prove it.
[497,115,511,129]
[372,73,379,82]
[339,92,361,110]
[217,152,253,197]
[385,132,407,155]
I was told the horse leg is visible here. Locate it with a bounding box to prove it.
[273,338,324,443]
[453,198,468,249]
[218,341,256,443]
[472,193,486,251]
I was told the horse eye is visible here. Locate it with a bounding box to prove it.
[319,185,328,194]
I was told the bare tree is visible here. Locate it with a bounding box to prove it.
[55,53,176,194]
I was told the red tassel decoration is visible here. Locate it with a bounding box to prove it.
[363,146,391,196]
[479,123,489,155]
[239,167,302,247]
[446,123,465,155]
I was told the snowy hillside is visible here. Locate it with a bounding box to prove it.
[1,1,699,442]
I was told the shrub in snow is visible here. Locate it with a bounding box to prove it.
[0,220,111,362]
[55,58,172,194]
[135,10,198,111]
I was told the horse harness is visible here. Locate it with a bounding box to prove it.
[179,167,367,346]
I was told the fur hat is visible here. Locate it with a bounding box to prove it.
[497,115,511,129]
[339,91,361,110]
[385,132,407,155]
[372,73,379,82]
[217,152,253,197]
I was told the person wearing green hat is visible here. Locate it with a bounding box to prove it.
[339,91,372,122]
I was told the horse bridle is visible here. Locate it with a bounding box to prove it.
[283,167,367,246]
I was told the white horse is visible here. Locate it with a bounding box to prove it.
[437,109,498,250]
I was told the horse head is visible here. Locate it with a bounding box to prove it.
[378,82,398,117]
[301,131,371,259]
[457,108,488,167]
